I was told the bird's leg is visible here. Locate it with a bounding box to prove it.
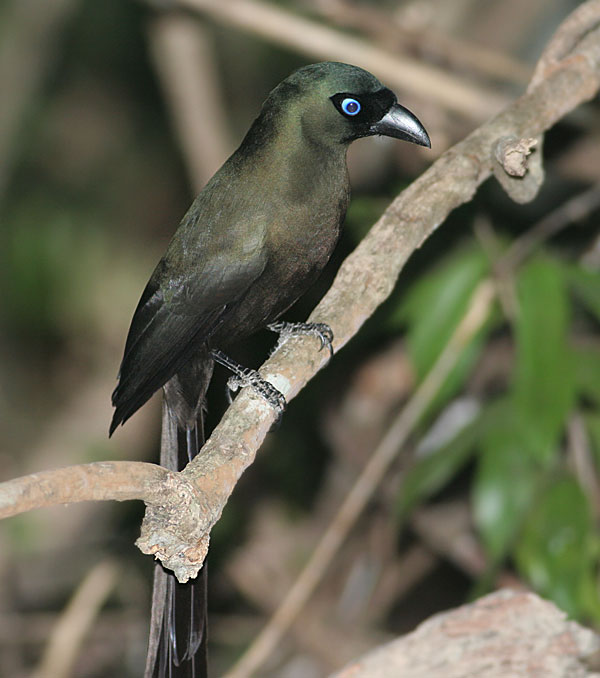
[211,349,286,417]
[267,320,334,359]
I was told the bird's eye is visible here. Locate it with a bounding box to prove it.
[341,98,361,116]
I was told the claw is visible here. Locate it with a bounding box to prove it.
[212,349,287,421]
[268,321,334,359]
[227,370,286,416]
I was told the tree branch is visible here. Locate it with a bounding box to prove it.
[1,0,600,588]
[303,0,532,86]
[146,13,231,192]
[154,0,600,581]
[0,462,170,518]
[170,0,509,120]
[328,589,600,678]
[224,280,496,678]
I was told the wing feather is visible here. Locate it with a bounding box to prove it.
[110,206,267,433]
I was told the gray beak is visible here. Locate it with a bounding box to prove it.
[370,103,431,148]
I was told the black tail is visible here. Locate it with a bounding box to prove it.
[145,404,209,678]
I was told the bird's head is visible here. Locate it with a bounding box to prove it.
[263,62,430,150]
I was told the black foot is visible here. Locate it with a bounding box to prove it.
[211,349,286,420]
[267,321,334,359]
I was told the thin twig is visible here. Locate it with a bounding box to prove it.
[500,184,600,271]
[410,502,488,579]
[475,184,600,325]
[567,413,600,520]
[0,0,78,201]
[474,215,519,320]
[147,14,232,192]
[169,0,509,120]
[32,560,119,678]
[304,0,531,85]
[224,281,496,678]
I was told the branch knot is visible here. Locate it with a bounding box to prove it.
[136,471,210,582]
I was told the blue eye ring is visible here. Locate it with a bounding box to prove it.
[341,97,361,116]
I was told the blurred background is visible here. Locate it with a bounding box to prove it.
[1,0,599,676]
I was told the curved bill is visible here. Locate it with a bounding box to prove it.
[370,103,431,148]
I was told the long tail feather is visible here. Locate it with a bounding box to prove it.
[145,403,208,678]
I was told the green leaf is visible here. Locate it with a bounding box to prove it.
[573,345,600,406]
[391,245,489,377]
[472,403,543,562]
[513,256,575,463]
[567,263,600,322]
[397,401,484,517]
[515,476,600,621]
[389,245,494,415]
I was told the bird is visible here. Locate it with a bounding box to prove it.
[110,61,429,678]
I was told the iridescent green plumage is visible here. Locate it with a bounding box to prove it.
[110,61,429,678]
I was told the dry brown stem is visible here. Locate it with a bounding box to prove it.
[305,0,532,85]
[501,184,600,271]
[32,560,119,678]
[172,0,509,120]
[147,14,231,192]
[225,280,496,678]
[0,0,78,200]
[568,413,600,520]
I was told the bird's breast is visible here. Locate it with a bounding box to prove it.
[209,146,350,346]
[211,174,349,346]
[268,177,349,279]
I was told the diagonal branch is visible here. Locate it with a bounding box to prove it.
[224,280,496,678]
[146,0,600,583]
